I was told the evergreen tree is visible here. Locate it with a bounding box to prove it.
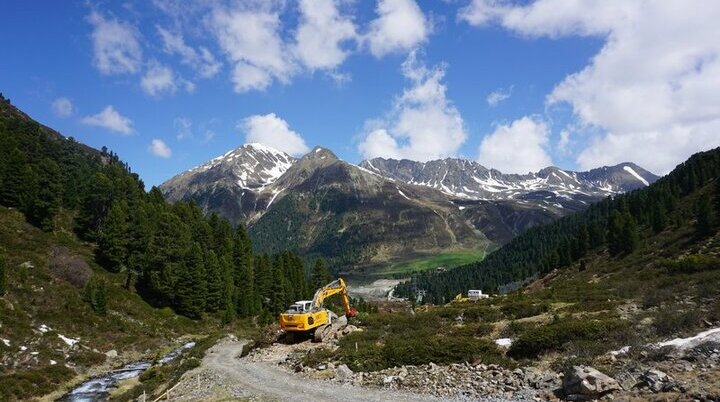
[0,148,27,207]
[233,224,256,317]
[0,252,6,296]
[311,257,331,290]
[621,213,639,254]
[651,201,667,233]
[75,172,114,240]
[175,244,207,318]
[143,212,190,305]
[204,250,223,312]
[30,158,63,231]
[220,256,236,324]
[607,210,625,256]
[97,201,129,272]
[82,278,108,314]
[695,193,714,236]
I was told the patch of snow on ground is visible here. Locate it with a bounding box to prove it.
[609,346,630,356]
[58,334,79,347]
[39,324,51,333]
[657,327,720,350]
[397,188,411,201]
[623,165,650,186]
[20,346,27,351]
[1,338,9,347]
[50,360,57,365]
[495,338,513,348]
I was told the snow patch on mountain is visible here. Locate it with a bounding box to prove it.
[623,165,650,186]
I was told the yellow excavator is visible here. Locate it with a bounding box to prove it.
[279,278,357,342]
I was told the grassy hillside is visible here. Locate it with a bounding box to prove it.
[315,179,720,374]
[379,250,486,277]
[398,147,720,303]
[0,206,219,400]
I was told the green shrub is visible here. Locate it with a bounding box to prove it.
[508,317,630,359]
[70,349,106,367]
[499,299,550,319]
[653,307,702,337]
[0,365,74,401]
[662,254,720,274]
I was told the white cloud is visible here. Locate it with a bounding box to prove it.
[477,116,552,173]
[365,0,430,57]
[87,12,142,75]
[557,129,571,155]
[294,0,357,70]
[174,117,192,140]
[358,51,467,161]
[240,113,310,156]
[157,26,221,78]
[81,106,134,135]
[141,63,178,96]
[462,0,720,174]
[210,5,295,93]
[149,139,172,158]
[486,85,512,107]
[51,97,74,118]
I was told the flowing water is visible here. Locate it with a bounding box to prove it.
[57,342,195,402]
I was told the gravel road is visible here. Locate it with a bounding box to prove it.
[168,337,527,402]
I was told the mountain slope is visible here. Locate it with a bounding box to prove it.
[361,157,658,202]
[247,147,488,268]
[161,143,296,224]
[396,147,720,303]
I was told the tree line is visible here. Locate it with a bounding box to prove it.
[396,147,720,303]
[0,96,331,320]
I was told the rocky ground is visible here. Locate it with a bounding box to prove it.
[164,324,720,402]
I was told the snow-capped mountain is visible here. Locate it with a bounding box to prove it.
[160,143,296,224]
[360,158,658,202]
[160,143,659,269]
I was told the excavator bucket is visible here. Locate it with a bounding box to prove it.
[346,307,358,318]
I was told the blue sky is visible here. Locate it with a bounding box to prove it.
[2,1,719,188]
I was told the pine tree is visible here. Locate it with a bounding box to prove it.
[311,257,331,290]
[97,201,129,272]
[695,193,714,236]
[204,250,223,312]
[0,148,27,207]
[621,213,639,254]
[220,256,236,324]
[607,210,625,256]
[175,243,207,318]
[75,172,114,241]
[30,158,62,231]
[143,212,190,305]
[651,201,668,233]
[233,224,256,317]
[0,252,6,296]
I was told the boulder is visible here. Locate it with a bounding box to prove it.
[563,366,620,401]
[105,349,118,358]
[335,364,354,382]
[640,369,674,393]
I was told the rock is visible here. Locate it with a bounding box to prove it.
[383,375,396,384]
[105,349,118,358]
[317,364,327,370]
[335,364,353,382]
[20,261,34,269]
[342,325,358,335]
[614,371,639,391]
[640,369,674,393]
[563,366,620,401]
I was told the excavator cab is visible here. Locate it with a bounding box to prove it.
[287,300,313,313]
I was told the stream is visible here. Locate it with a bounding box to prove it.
[57,341,195,402]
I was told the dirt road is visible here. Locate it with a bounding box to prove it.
[168,337,472,402]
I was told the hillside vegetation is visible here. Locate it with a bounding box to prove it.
[310,164,720,377]
[0,96,326,400]
[397,147,720,303]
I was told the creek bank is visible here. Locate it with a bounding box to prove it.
[57,341,195,402]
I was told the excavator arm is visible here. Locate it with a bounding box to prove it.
[311,278,357,318]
